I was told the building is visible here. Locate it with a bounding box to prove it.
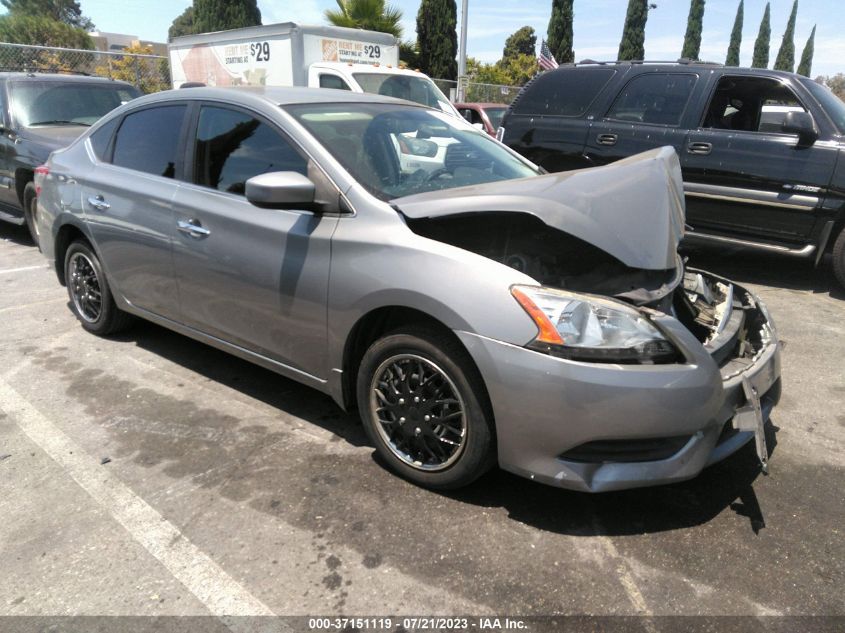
[89,31,167,56]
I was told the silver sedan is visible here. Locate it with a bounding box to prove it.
[35,87,781,491]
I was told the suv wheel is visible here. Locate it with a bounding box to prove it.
[356,326,495,489]
[833,226,845,290]
[23,182,40,246]
[64,240,133,335]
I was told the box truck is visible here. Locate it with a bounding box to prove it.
[169,23,459,117]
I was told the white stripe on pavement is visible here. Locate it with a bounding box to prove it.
[0,265,45,275]
[0,377,275,618]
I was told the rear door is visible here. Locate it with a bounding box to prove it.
[683,74,838,243]
[170,102,338,379]
[585,70,701,166]
[79,103,187,318]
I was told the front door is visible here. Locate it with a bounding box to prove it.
[683,74,838,243]
[171,104,338,379]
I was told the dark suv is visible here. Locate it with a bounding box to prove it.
[0,73,139,244]
[500,62,845,288]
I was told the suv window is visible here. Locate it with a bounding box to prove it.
[9,81,138,127]
[460,108,483,125]
[112,105,186,178]
[702,76,808,134]
[606,73,697,126]
[319,74,351,90]
[193,105,307,196]
[512,68,616,117]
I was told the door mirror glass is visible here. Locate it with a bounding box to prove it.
[245,171,316,209]
[782,110,817,145]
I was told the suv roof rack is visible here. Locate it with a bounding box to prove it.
[560,58,724,67]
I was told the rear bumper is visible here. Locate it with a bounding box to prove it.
[456,283,781,492]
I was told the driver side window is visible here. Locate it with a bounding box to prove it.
[702,76,808,134]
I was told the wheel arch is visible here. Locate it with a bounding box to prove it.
[15,167,34,207]
[53,221,93,285]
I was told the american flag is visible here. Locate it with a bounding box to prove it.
[538,39,559,71]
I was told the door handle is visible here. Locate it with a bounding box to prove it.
[87,195,110,212]
[177,219,211,238]
[687,142,713,155]
[597,133,618,146]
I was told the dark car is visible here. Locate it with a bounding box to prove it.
[455,102,508,136]
[500,62,845,288]
[0,72,139,244]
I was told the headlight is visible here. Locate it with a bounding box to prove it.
[511,285,681,364]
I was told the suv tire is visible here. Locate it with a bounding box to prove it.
[833,226,845,290]
[23,182,40,246]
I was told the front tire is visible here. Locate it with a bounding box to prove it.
[64,240,133,335]
[23,182,40,246]
[832,226,845,290]
[356,326,495,489]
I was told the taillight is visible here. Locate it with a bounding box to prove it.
[34,164,49,196]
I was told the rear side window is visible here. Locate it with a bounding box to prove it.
[319,74,351,90]
[512,68,616,117]
[193,105,307,196]
[88,116,119,161]
[606,73,697,126]
[112,105,186,178]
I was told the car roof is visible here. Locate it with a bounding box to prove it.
[551,63,806,81]
[0,72,136,86]
[129,85,418,109]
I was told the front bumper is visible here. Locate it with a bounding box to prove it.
[456,282,781,493]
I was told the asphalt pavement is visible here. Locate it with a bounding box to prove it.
[0,221,843,627]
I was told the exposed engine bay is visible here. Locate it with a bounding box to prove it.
[406,211,773,370]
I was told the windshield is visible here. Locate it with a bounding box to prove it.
[484,107,507,130]
[353,73,455,115]
[10,81,139,127]
[286,102,540,201]
[801,78,845,134]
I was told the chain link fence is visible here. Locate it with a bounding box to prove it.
[431,78,519,104]
[0,42,520,103]
[0,42,170,93]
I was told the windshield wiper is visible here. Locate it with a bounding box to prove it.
[27,120,91,127]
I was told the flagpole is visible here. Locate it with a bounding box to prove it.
[457,0,468,102]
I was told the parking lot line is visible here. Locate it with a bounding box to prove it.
[0,377,275,618]
[0,265,44,275]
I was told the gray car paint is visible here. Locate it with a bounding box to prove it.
[35,86,781,491]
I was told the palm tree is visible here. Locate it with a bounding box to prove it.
[325,0,404,38]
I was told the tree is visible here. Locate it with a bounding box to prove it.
[1,0,93,29]
[168,6,195,41]
[796,25,815,77]
[416,0,457,80]
[681,0,705,61]
[751,2,770,68]
[617,0,650,61]
[0,12,92,49]
[400,41,420,68]
[822,74,845,101]
[725,0,743,66]
[502,26,536,64]
[94,43,170,94]
[547,0,574,64]
[325,0,403,38]
[773,0,797,72]
[193,0,261,34]
[500,53,539,86]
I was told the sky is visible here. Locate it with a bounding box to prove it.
[77,0,845,78]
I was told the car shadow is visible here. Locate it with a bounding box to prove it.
[121,318,778,537]
[682,244,845,299]
[0,221,35,247]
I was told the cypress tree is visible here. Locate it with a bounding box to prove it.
[617,0,649,61]
[681,0,705,61]
[547,0,574,64]
[193,0,261,34]
[796,25,815,77]
[725,0,743,66]
[416,0,458,80]
[774,0,798,72]
[751,2,771,68]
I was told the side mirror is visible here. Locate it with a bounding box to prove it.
[782,111,818,146]
[245,171,317,210]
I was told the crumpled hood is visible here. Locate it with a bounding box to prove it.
[393,146,686,270]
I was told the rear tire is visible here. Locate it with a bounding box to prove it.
[64,240,133,335]
[23,182,40,247]
[833,226,845,290]
[356,325,495,489]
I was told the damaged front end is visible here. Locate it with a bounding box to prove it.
[395,146,780,480]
